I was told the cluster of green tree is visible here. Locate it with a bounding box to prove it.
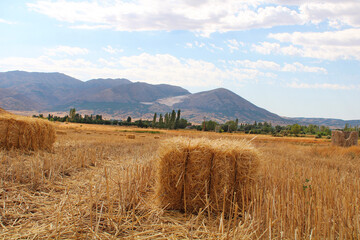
[34,109,137,126]
[33,108,190,129]
[151,110,190,129]
[343,124,359,133]
[271,124,332,138]
[190,119,240,133]
[191,120,333,138]
[34,111,108,124]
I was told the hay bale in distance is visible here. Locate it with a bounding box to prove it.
[0,112,56,151]
[332,131,344,146]
[346,132,359,146]
[155,137,260,214]
[332,130,358,147]
[126,134,135,139]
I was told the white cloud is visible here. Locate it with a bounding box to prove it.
[209,43,223,51]
[112,53,263,86]
[230,59,326,73]
[25,0,360,37]
[269,0,360,28]
[267,28,360,60]
[195,41,205,48]
[103,45,124,54]
[299,1,360,28]
[0,53,268,87]
[282,62,327,74]
[252,41,306,57]
[185,43,193,48]
[226,39,245,53]
[0,18,15,25]
[251,28,360,60]
[230,59,280,70]
[45,46,89,56]
[287,82,358,90]
[27,0,305,35]
[185,41,222,52]
[252,42,281,55]
[269,28,360,47]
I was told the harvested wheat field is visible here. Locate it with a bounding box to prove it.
[0,121,360,239]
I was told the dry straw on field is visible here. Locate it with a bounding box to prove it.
[155,137,260,214]
[126,134,135,139]
[332,130,358,147]
[0,109,55,151]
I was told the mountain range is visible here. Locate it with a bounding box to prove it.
[0,70,359,128]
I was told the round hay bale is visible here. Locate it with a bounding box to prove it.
[0,114,56,151]
[126,134,135,139]
[155,137,260,215]
[154,136,160,139]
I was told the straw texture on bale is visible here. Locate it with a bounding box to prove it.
[126,134,135,139]
[155,137,260,214]
[332,131,358,147]
[0,112,56,151]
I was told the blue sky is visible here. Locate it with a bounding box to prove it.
[1,0,360,120]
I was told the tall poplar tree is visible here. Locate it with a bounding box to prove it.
[152,113,157,128]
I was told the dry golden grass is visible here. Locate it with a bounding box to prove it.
[0,122,359,239]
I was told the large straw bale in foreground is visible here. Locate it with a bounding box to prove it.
[332,130,358,147]
[0,112,55,151]
[155,137,260,214]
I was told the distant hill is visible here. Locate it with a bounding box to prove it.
[0,70,359,127]
[0,71,83,109]
[172,88,290,124]
[286,117,360,129]
[0,70,83,89]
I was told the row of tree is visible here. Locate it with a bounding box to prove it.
[34,108,358,137]
[192,120,334,137]
[151,110,190,129]
[34,108,190,129]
